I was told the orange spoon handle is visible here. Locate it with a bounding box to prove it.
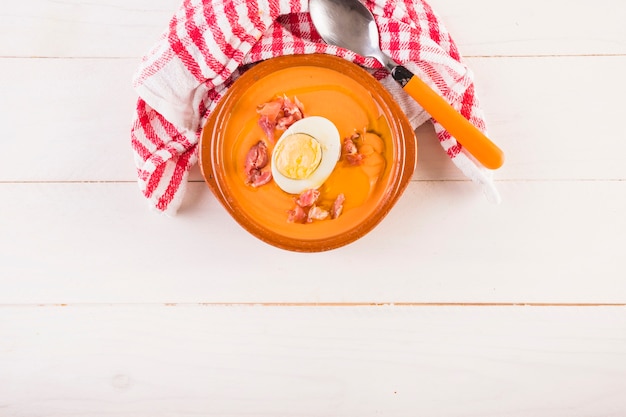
[392,65,505,170]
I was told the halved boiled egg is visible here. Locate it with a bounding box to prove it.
[271,116,341,194]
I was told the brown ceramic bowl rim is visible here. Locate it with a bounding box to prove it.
[199,54,417,252]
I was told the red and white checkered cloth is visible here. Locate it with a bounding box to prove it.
[131,0,500,215]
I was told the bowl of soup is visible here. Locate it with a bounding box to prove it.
[199,54,417,252]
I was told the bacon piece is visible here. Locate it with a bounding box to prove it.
[256,95,305,140]
[308,205,329,222]
[257,98,281,140]
[293,96,305,116]
[295,189,320,208]
[287,189,345,223]
[256,99,282,140]
[244,141,272,187]
[330,193,345,219]
[245,141,268,174]
[342,134,365,166]
[276,114,297,131]
[287,189,323,223]
[276,95,304,130]
[248,170,272,187]
[258,116,276,141]
[287,205,308,223]
[343,134,359,154]
[256,99,283,119]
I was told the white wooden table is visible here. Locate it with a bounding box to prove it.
[1,1,625,415]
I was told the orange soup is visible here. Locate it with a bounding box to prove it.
[200,55,417,250]
[218,65,395,240]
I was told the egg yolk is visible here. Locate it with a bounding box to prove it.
[273,133,322,180]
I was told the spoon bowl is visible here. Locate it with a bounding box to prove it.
[309,0,394,71]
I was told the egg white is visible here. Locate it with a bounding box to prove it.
[271,116,341,194]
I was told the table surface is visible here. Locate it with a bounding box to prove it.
[1,0,625,415]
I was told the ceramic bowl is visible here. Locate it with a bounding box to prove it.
[199,54,417,252]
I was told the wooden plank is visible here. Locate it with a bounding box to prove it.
[0,58,139,182]
[1,304,625,416]
[428,0,626,57]
[2,0,624,58]
[0,0,180,58]
[0,180,623,304]
[1,55,625,182]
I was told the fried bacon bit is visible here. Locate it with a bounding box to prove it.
[287,204,308,223]
[288,189,345,223]
[288,189,326,224]
[257,95,305,141]
[244,140,272,187]
[277,96,305,130]
[289,189,323,224]
[342,133,365,166]
[330,193,345,220]
[248,170,272,187]
[295,189,320,208]
[308,205,330,222]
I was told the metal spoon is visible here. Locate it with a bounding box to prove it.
[308,0,505,169]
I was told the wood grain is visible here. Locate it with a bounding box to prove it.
[0,0,180,58]
[1,305,625,417]
[1,0,625,415]
[428,0,626,56]
[1,180,623,304]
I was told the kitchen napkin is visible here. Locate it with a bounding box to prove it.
[131,0,500,214]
